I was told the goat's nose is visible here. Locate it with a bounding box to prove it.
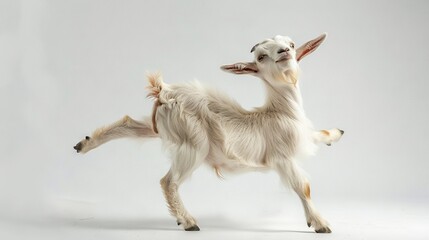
[277,48,290,54]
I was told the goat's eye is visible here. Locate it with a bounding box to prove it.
[258,54,266,62]
[290,43,295,49]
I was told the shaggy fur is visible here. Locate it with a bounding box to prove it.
[74,33,343,233]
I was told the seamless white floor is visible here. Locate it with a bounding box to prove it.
[1,197,427,240]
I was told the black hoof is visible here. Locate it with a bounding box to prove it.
[185,225,200,231]
[177,221,181,226]
[73,142,82,153]
[339,129,345,135]
[315,227,332,233]
[85,136,91,140]
[326,143,331,146]
[307,222,311,227]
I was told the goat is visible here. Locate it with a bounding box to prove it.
[74,33,344,233]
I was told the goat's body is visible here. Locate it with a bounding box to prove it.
[152,74,318,176]
[74,33,343,233]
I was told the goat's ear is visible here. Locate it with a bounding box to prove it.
[220,62,258,75]
[296,33,327,62]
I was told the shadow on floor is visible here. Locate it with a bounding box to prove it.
[58,215,313,233]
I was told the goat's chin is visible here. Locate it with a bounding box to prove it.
[268,69,299,86]
[286,59,299,70]
[281,67,299,78]
[277,60,298,72]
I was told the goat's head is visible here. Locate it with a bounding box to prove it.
[221,33,326,86]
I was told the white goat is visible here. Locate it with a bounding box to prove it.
[74,33,343,233]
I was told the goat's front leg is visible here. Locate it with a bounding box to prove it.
[73,115,157,153]
[275,160,331,233]
[313,128,344,146]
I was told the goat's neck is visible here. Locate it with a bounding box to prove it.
[259,73,305,119]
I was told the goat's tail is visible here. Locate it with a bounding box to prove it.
[146,72,164,134]
[146,72,164,99]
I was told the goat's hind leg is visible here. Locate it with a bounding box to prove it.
[313,128,344,146]
[160,144,203,231]
[74,115,157,153]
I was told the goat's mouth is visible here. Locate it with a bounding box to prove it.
[275,55,292,62]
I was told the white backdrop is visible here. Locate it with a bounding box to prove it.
[1,0,428,239]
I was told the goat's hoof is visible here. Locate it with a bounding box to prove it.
[326,143,331,146]
[307,222,311,227]
[185,225,200,231]
[339,129,345,135]
[74,136,91,153]
[315,227,332,233]
[73,142,83,153]
[177,221,182,226]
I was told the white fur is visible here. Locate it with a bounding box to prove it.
[74,33,343,233]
